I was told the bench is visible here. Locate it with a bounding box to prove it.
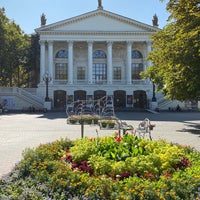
[116,118,134,135]
[135,118,155,140]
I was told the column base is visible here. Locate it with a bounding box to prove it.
[44,101,51,111]
[151,101,158,111]
[198,101,200,110]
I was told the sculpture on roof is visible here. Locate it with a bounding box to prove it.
[41,13,47,26]
[152,14,158,27]
[98,0,103,9]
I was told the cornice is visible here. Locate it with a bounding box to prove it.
[37,31,155,36]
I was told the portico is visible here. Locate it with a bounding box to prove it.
[38,40,152,85]
[36,4,159,110]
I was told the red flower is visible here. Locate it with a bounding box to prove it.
[72,163,79,169]
[65,155,72,163]
[164,173,173,179]
[115,136,122,142]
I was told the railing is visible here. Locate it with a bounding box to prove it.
[0,87,44,108]
[0,87,14,92]
[16,88,43,106]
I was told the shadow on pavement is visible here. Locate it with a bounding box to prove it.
[179,121,200,136]
[34,110,200,123]
[37,111,67,120]
[115,111,200,122]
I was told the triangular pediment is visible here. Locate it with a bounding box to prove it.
[36,9,158,33]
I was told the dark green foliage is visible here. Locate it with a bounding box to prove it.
[0,7,31,87]
[143,0,200,100]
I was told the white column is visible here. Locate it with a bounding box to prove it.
[146,41,152,71]
[68,41,73,84]
[47,40,53,83]
[126,41,132,84]
[39,40,45,83]
[87,41,93,84]
[107,41,113,84]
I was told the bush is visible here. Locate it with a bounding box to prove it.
[0,135,200,200]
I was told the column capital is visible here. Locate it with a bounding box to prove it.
[39,40,46,45]
[87,41,93,45]
[126,41,133,45]
[67,40,74,45]
[47,40,53,45]
[107,41,113,45]
[146,40,152,46]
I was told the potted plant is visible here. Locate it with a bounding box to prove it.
[100,118,116,129]
[67,114,100,125]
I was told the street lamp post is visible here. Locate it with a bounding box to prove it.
[152,82,157,102]
[43,72,51,101]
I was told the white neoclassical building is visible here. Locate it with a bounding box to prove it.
[35,3,160,110]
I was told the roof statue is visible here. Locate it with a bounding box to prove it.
[41,13,47,26]
[152,14,158,27]
[98,0,103,9]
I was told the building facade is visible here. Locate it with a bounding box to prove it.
[35,5,159,110]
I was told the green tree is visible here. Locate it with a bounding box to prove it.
[143,0,200,101]
[28,33,40,87]
[0,7,30,87]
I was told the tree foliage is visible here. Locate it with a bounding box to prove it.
[28,33,40,87]
[144,0,200,100]
[0,7,30,87]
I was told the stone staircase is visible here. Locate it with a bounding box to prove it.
[0,87,44,110]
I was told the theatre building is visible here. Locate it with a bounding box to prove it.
[35,3,161,111]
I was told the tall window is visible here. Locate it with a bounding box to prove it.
[132,50,143,80]
[77,67,85,80]
[132,63,143,80]
[113,66,121,80]
[55,50,68,80]
[55,63,68,80]
[93,50,107,82]
[93,63,107,81]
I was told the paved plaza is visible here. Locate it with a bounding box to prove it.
[0,111,200,177]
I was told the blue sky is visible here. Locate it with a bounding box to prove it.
[1,0,169,34]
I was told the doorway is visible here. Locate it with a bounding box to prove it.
[114,90,126,108]
[133,90,147,109]
[54,90,66,109]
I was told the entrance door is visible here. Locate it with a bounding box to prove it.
[74,90,86,102]
[114,90,126,108]
[133,90,147,109]
[94,90,106,100]
[54,90,66,109]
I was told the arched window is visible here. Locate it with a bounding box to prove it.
[55,50,68,58]
[93,50,107,58]
[132,50,143,59]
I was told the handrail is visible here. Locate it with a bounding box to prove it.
[0,87,44,108]
[17,88,43,105]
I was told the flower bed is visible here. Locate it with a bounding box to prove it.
[0,135,200,199]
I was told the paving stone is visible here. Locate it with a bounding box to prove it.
[0,111,200,177]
